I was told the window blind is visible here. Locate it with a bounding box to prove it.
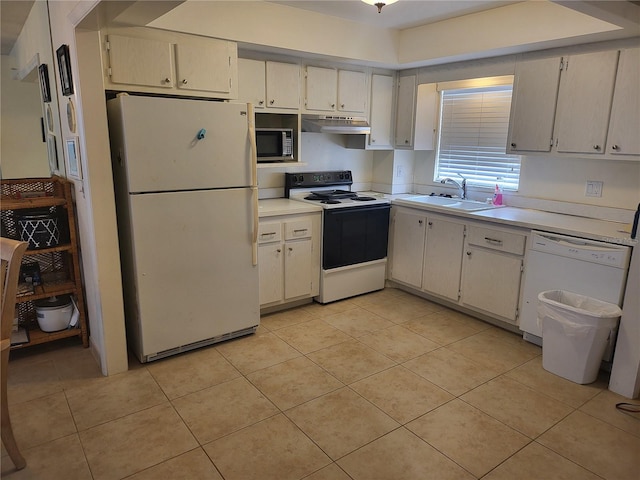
[435,85,521,190]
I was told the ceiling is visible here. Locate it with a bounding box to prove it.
[0,0,523,56]
[270,1,521,30]
[2,0,639,59]
[1,0,35,55]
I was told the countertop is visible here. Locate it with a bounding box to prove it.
[258,198,322,218]
[259,195,636,246]
[392,197,636,247]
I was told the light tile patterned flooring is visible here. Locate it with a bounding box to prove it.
[2,288,639,479]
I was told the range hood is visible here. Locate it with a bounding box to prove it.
[301,115,371,135]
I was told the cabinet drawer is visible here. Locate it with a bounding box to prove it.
[258,222,282,243]
[284,219,312,240]
[466,225,525,255]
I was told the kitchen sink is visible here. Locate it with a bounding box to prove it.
[398,195,500,211]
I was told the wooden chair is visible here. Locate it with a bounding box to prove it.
[1,237,28,470]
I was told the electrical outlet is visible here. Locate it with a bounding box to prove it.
[396,165,404,178]
[585,181,603,197]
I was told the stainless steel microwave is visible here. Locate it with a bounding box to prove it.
[256,128,294,162]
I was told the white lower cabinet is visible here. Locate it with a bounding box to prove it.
[390,206,527,325]
[461,246,523,322]
[422,217,465,302]
[258,213,320,308]
[389,209,426,288]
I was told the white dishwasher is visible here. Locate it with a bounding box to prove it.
[520,231,631,361]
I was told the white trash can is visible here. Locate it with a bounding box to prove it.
[538,290,622,384]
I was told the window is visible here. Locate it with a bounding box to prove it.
[435,77,521,190]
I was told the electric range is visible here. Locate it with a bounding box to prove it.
[285,171,391,303]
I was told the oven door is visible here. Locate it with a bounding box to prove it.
[322,204,390,269]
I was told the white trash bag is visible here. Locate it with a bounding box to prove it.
[537,290,622,384]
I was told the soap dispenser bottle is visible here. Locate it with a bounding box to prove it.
[493,184,503,206]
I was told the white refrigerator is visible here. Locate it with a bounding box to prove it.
[107,95,259,362]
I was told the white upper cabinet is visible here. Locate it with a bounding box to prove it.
[507,48,638,160]
[607,47,640,156]
[369,74,394,148]
[175,40,235,95]
[266,61,300,110]
[395,76,437,150]
[555,50,619,154]
[304,66,368,114]
[238,58,266,108]
[305,66,337,111]
[395,74,416,148]
[107,35,174,89]
[337,70,367,113]
[105,31,238,99]
[507,57,561,153]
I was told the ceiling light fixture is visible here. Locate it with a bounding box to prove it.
[361,0,398,14]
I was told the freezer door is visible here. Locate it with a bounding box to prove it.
[126,188,259,358]
[110,96,252,192]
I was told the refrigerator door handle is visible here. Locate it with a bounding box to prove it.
[248,103,259,266]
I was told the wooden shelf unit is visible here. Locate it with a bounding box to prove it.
[1,176,89,349]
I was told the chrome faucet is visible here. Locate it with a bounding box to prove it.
[440,174,467,199]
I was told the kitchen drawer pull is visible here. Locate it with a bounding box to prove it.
[484,237,503,246]
[260,232,277,237]
[293,229,308,234]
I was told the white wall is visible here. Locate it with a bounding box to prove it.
[46,0,128,376]
[257,133,374,197]
[0,55,49,179]
[9,0,65,176]
[410,40,640,214]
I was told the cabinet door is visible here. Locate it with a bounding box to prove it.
[266,61,300,109]
[555,50,619,154]
[607,47,640,156]
[238,58,266,108]
[338,70,367,113]
[369,74,393,148]
[284,239,313,299]
[507,57,562,153]
[422,218,465,301]
[395,75,416,148]
[175,39,234,94]
[306,66,337,111]
[413,83,438,151]
[390,209,426,288]
[107,35,173,88]
[461,246,523,323]
[259,243,283,305]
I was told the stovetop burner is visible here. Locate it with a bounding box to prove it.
[304,189,357,201]
[353,196,376,201]
[285,171,390,210]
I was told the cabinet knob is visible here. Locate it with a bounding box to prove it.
[270,99,275,105]
[612,144,619,150]
[428,221,433,226]
[182,79,188,85]
[371,138,376,143]
[341,104,345,109]
[418,220,423,225]
[288,247,293,252]
[163,77,171,84]
[466,251,472,256]
[258,100,264,106]
[593,145,601,150]
[510,142,516,148]
[331,103,335,108]
[276,249,281,253]
[404,140,409,144]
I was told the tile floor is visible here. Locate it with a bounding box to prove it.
[2,288,639,479]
